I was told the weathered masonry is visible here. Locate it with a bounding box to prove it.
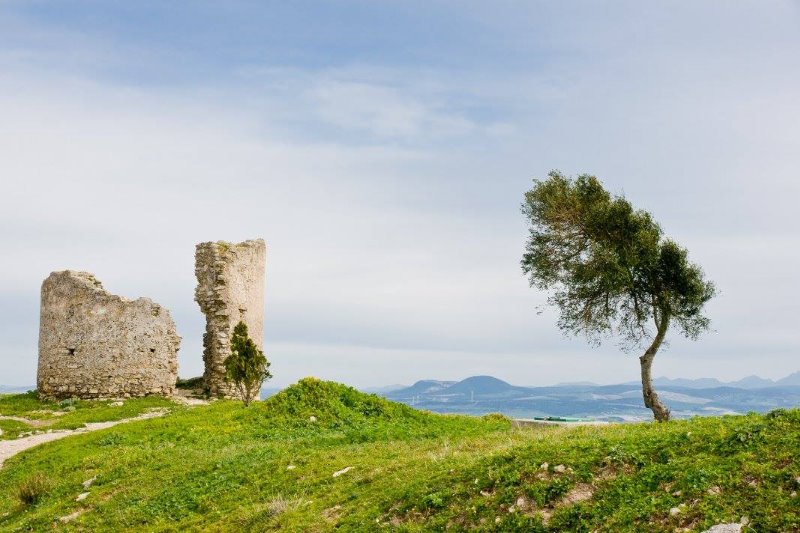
[195,239,266,397]
[37,271,180,399]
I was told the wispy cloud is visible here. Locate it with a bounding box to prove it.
[0,2,798,387]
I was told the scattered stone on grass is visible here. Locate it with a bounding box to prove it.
[332,466,353,477]
[59,510,84,523]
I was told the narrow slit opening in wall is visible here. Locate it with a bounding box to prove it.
[67,348,76,356]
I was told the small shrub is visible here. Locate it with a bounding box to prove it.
[544,477,572,504]
[482,413,511,423]
[17,473,52,506]
[98,433,124,446]
[175,376,204,390]
[224,321,272,406]
[420,492,446,510]
[718,422,766,454]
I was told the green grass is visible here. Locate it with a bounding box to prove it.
[0,379,798,532]
[0,391,175,439]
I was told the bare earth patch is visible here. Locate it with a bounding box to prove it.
[171,390,210,406]
[559,483,594,505]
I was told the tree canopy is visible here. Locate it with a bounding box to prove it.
[521,171,716,420]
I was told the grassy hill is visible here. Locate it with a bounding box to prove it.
[1,379,798,531]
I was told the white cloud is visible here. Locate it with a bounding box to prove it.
[310,79,475,139]
[0,2,799,388]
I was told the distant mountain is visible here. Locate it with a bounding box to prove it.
[380,373,800,422]
[399,380,456,396]
[444,376,520,395]
[0,385,34,393]
[731,375,775,389]
[776,371,800,387]
[555,381,599,387]
[626,372,800,390]
[650,377,725,389]
[260,387,281,399]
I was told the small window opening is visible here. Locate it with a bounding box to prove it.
[67,348,76,356]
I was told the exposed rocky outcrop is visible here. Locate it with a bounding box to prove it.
[37,271,180,399]
[195,239,266,397]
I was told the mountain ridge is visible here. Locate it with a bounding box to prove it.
[381,372,800,421]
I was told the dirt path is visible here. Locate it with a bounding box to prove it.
[0,409,167,468]
[0,415,52,428]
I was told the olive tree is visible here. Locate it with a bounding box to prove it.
[224,321,272,406]
[521,171,715,421]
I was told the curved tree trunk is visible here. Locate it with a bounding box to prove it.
[640,312,671,422]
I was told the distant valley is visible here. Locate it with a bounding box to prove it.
[371,373,800,422]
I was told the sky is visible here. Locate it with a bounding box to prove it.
[1,1,798,388]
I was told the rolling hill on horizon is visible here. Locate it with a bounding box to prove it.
[9,370,800,422]
[378,372,800,422]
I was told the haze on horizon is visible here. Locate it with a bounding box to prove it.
[1,1,798,389]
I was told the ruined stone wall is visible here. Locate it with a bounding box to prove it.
[37,271,180,399]
[195,239,266,397]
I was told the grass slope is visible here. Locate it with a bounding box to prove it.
[0,379,798,532]
[0,392,173,440]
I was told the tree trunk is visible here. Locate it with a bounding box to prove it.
[640,313,671,422]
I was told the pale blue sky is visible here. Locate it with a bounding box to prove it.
[1,1,799,387]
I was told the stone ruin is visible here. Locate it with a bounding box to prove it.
[37,271,180,399]
[195,239,266,397]
[35,239,266,400]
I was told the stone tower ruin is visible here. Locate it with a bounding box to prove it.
[194,239,266,397]
[37,271,180,399]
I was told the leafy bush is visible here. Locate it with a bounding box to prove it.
[224,321,272,406]
[261,377,422,425]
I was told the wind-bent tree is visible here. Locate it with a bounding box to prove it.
[224,321,272,406]
[521,171,715,421]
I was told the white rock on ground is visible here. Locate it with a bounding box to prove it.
[332,466,353,477]
[702,524,742,533]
